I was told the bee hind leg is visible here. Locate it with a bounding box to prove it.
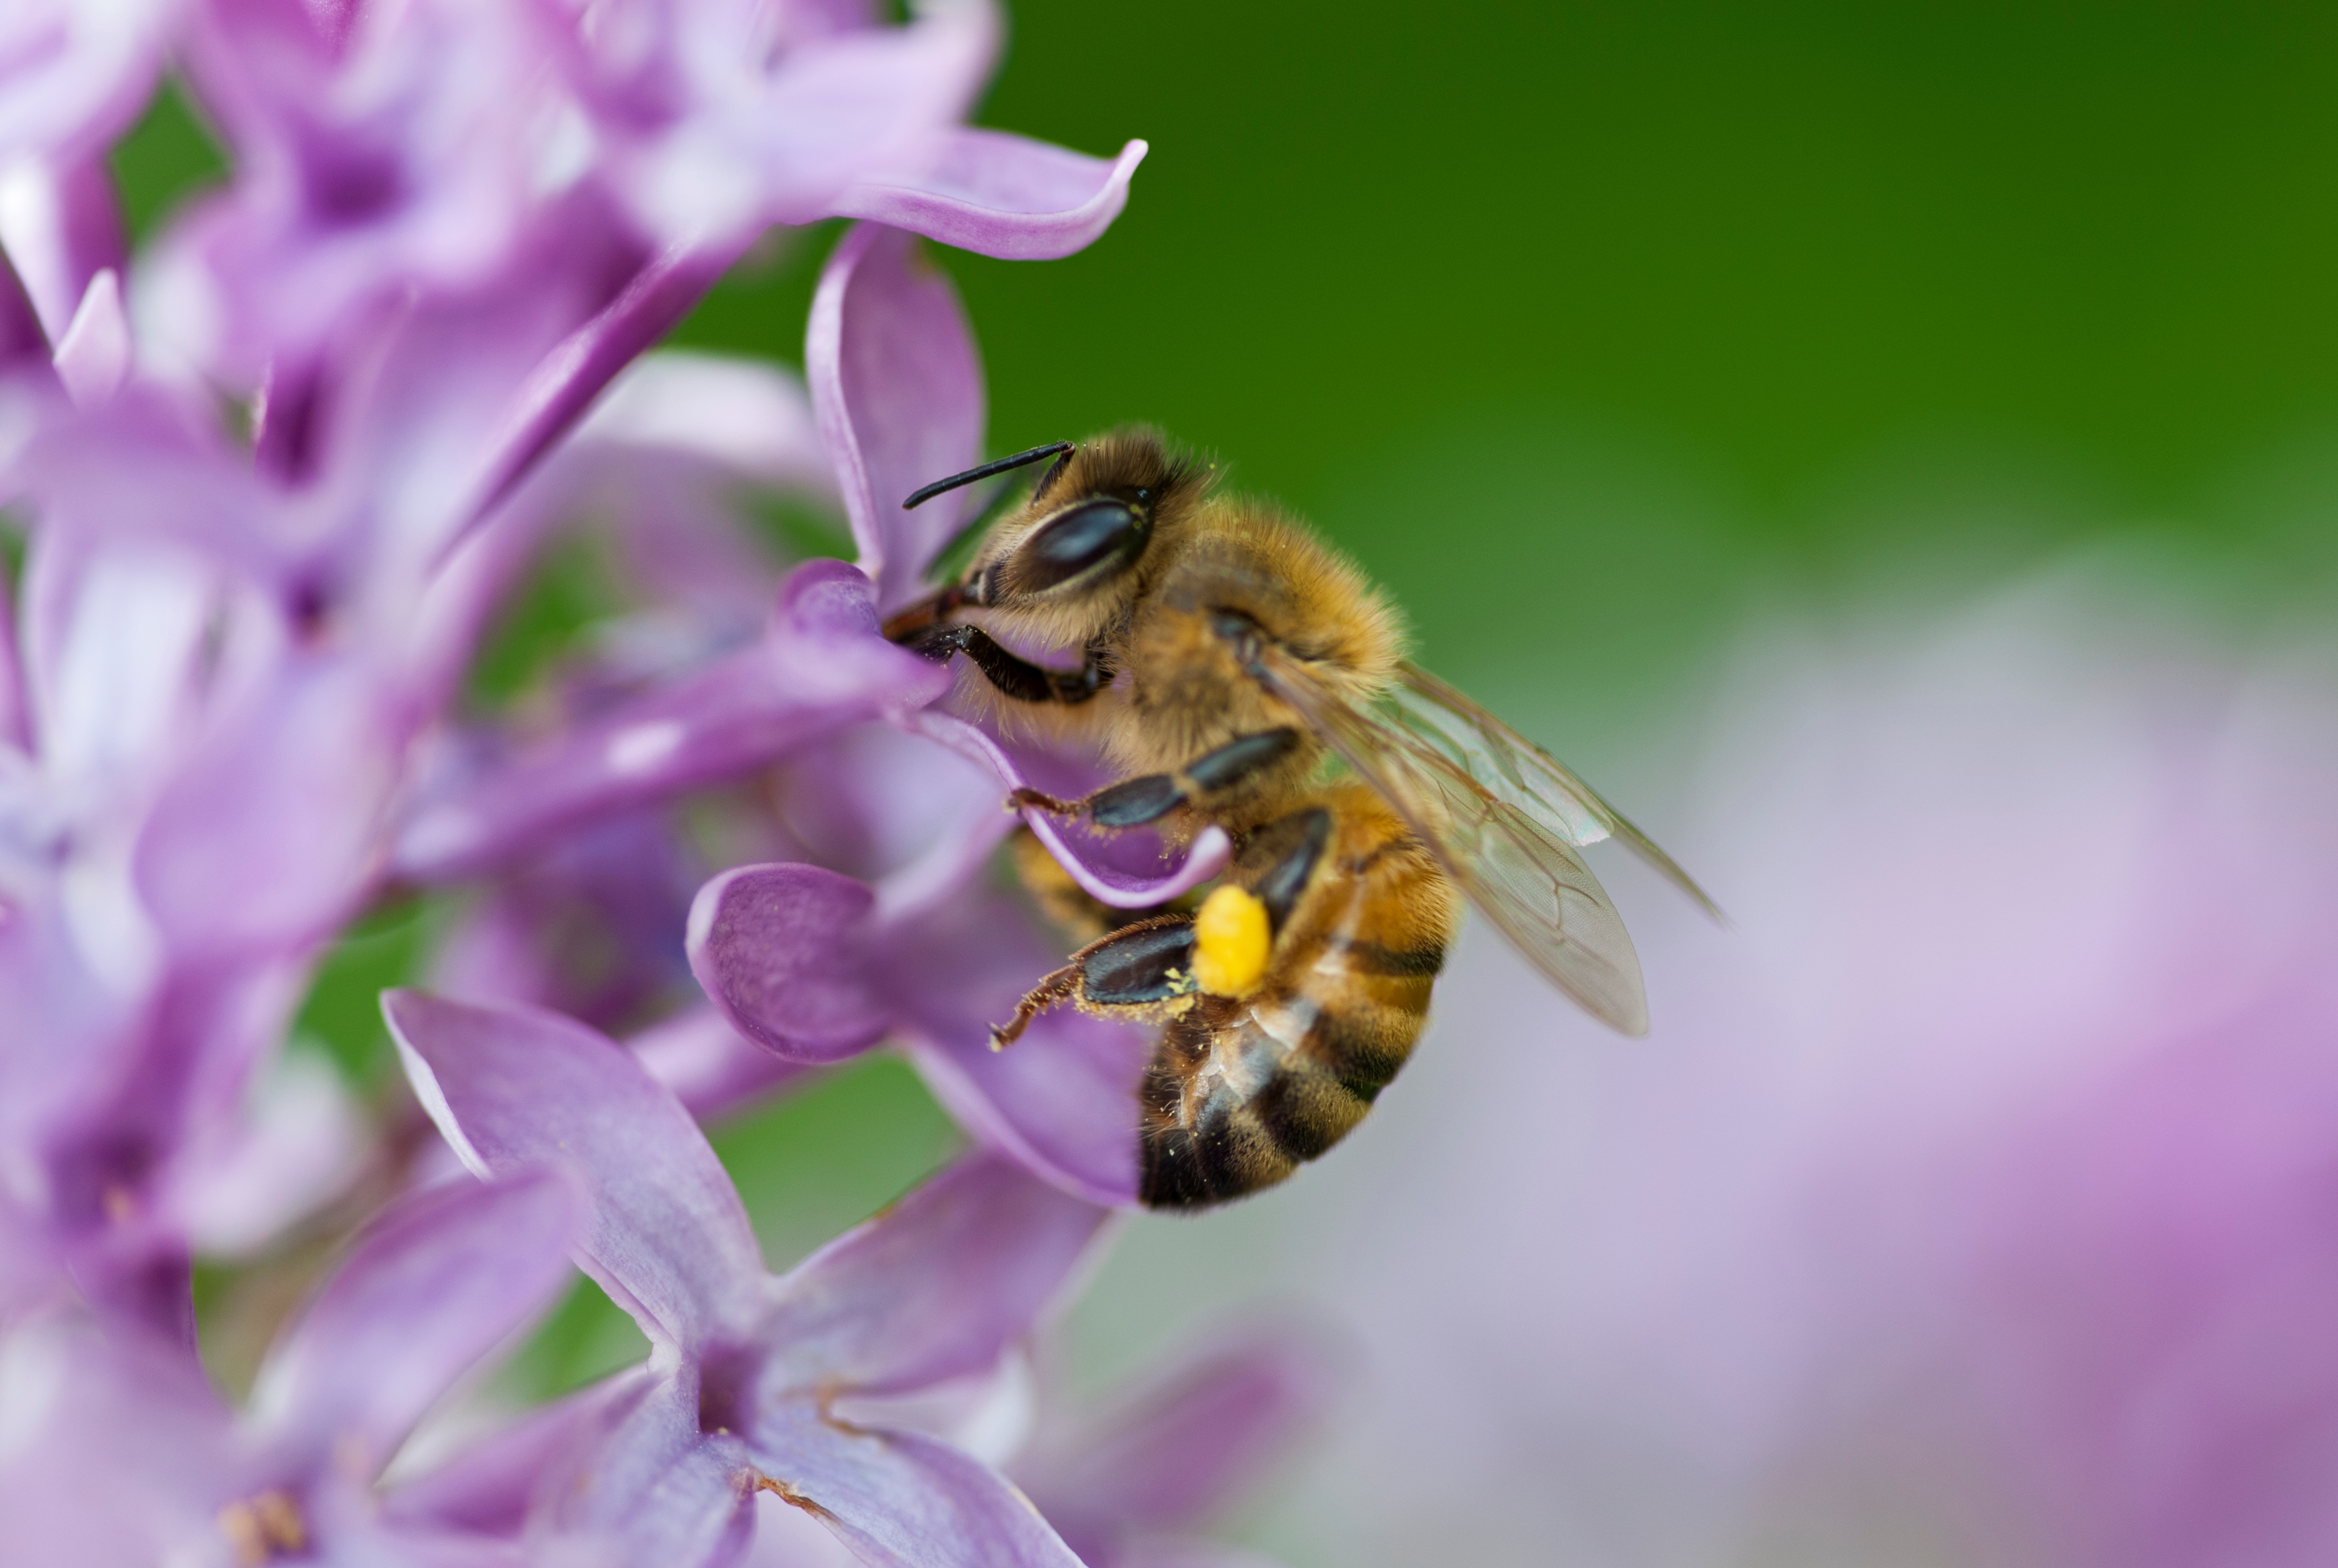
[989,962,1082,1049]
[989,913,1200,1048]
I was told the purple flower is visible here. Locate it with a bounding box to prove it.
[0,0,1149,1337]
[393,560,948,883]
[385,988,1112,1568]
[0,1168,578,1566]
[1013,1328,1334,1568]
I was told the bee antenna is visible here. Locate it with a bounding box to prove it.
[902,442,1075,511]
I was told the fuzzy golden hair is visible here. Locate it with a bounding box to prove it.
[939,429,1408,781]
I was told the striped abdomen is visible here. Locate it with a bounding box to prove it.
[1138,782,1459,1209]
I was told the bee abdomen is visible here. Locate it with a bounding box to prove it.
[1137,981,1433,1209]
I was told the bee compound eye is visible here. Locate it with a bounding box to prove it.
[1010,500,1147,594]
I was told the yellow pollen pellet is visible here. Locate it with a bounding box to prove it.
[1190,885,1271,997]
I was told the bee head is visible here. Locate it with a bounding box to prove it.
[954,429,1208,645]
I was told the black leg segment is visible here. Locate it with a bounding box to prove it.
[1185,727,1301,793]
[1026,728,1309,829]
[907,624,1114,705]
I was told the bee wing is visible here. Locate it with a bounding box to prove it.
[1249,647,1661,1036]
[1390,664,1721,918]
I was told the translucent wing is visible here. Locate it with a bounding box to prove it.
[1389,664,1720,917]
[1250,650,1713,1036]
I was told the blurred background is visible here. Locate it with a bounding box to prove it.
[118,3,2338,1564]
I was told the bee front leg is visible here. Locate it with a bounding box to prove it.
[878,585,971,643]
[902,623,1114,706]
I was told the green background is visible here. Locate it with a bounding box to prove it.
[681,0,2338,741]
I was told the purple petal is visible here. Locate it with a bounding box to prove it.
[748,1402,1083,1568]
[541,1372,760,1568]
[807,222,984,612]
[759,1151,1109,1397]
[424,806,700,1036]
[385,1372,654,1537]
[0,3,169,168]
[855,859,1151,1208]
[49,265,127,407]
[576,350,836,495]
[831,132,1148,261]
[0,1314,236,1565]
[901,966,1151,1209]
[913,713,1231,907]
[173,0,566,378]
[613,0,999,244]
[393,561,951,881]
[630,1006,818,1122]
[0,249,44,368]
[248,1169,580,1475]
[384,990,766,1350]
[172,1049,363,1256]
[1015,1329,1334,1533]
[0,156,127,344]
[688,864,892,1064]
[135,647,399,959]
[444,238,740,562]
[3,387,297,576]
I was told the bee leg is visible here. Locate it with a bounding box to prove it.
[989,963,1082,1049]
[1014,728,1307,828]
[899,623,1115,706]
[878,584,972,643]
[990,913,1198,1048]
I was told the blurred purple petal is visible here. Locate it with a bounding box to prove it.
[882,889,1150,1208]
[1016,1329,1333,1537]
[174,0,560,373]
[0,4,170,167]
[448,239,739,557]
[49,265,127,406]
[394,561,951,881]
[385,1371,654,1537]
[688,863,891,1064]
[172,1048,362,1256]
[385,989,765,1350]
[833,133,1148,261]
[426,804,703,1035]
[631,1006,818,1122]
[3,388,295,573]
[135,648,398,958]
[748,1402,1082,1568]
[614,0,1000,244]
[0,257,43,368]
[808,222,984,611]
[913,713,1231,907]
[0,155,127,341]
[577,350,836,495]
[907,1005,1148,1212]
[760,1152,1109,1397]
[0,1314,236,1567]
[250,1169,579,1474]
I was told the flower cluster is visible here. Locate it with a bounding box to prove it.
[0,3,1315,1563]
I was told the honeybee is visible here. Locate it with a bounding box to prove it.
[883,430,1715,1208]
